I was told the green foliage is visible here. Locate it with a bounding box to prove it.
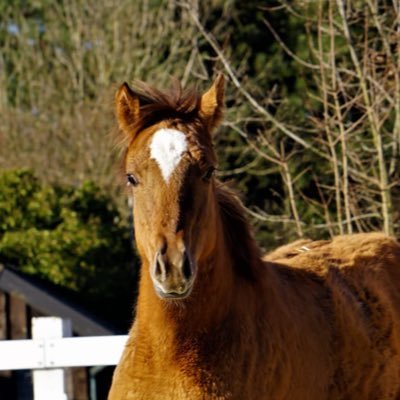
[0,169,137,330]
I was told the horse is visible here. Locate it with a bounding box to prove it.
[108,75,400,399]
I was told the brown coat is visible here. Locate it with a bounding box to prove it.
[109,233,400,399]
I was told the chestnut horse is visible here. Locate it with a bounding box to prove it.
[108,75,400,400]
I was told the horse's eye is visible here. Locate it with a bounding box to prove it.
[126,174,139,187]
[202,166,215,182]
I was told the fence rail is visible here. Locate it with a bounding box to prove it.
[0,317,128,400]
[0,335,128,370]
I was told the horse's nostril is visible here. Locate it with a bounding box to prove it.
[160,241,167,255]
[182,252,192,280]
[154,253,167,282]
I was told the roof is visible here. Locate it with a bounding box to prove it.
[0,265,118,336]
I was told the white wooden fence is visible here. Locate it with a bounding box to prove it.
[0,317,128,400]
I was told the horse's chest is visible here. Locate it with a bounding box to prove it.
[116,369,223,400]
[111,349,237,399]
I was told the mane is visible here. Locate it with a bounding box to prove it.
[127,80,201,140]
[215,183,261,280]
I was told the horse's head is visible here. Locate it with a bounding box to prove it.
[115,76,224,300]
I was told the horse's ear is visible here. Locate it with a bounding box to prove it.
[115,82,140,137]
[199,74,224,133]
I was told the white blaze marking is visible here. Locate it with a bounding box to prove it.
[149,128,188,182]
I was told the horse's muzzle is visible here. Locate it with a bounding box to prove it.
[151,248,195,299]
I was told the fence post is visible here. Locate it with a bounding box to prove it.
[32,317,72,400]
